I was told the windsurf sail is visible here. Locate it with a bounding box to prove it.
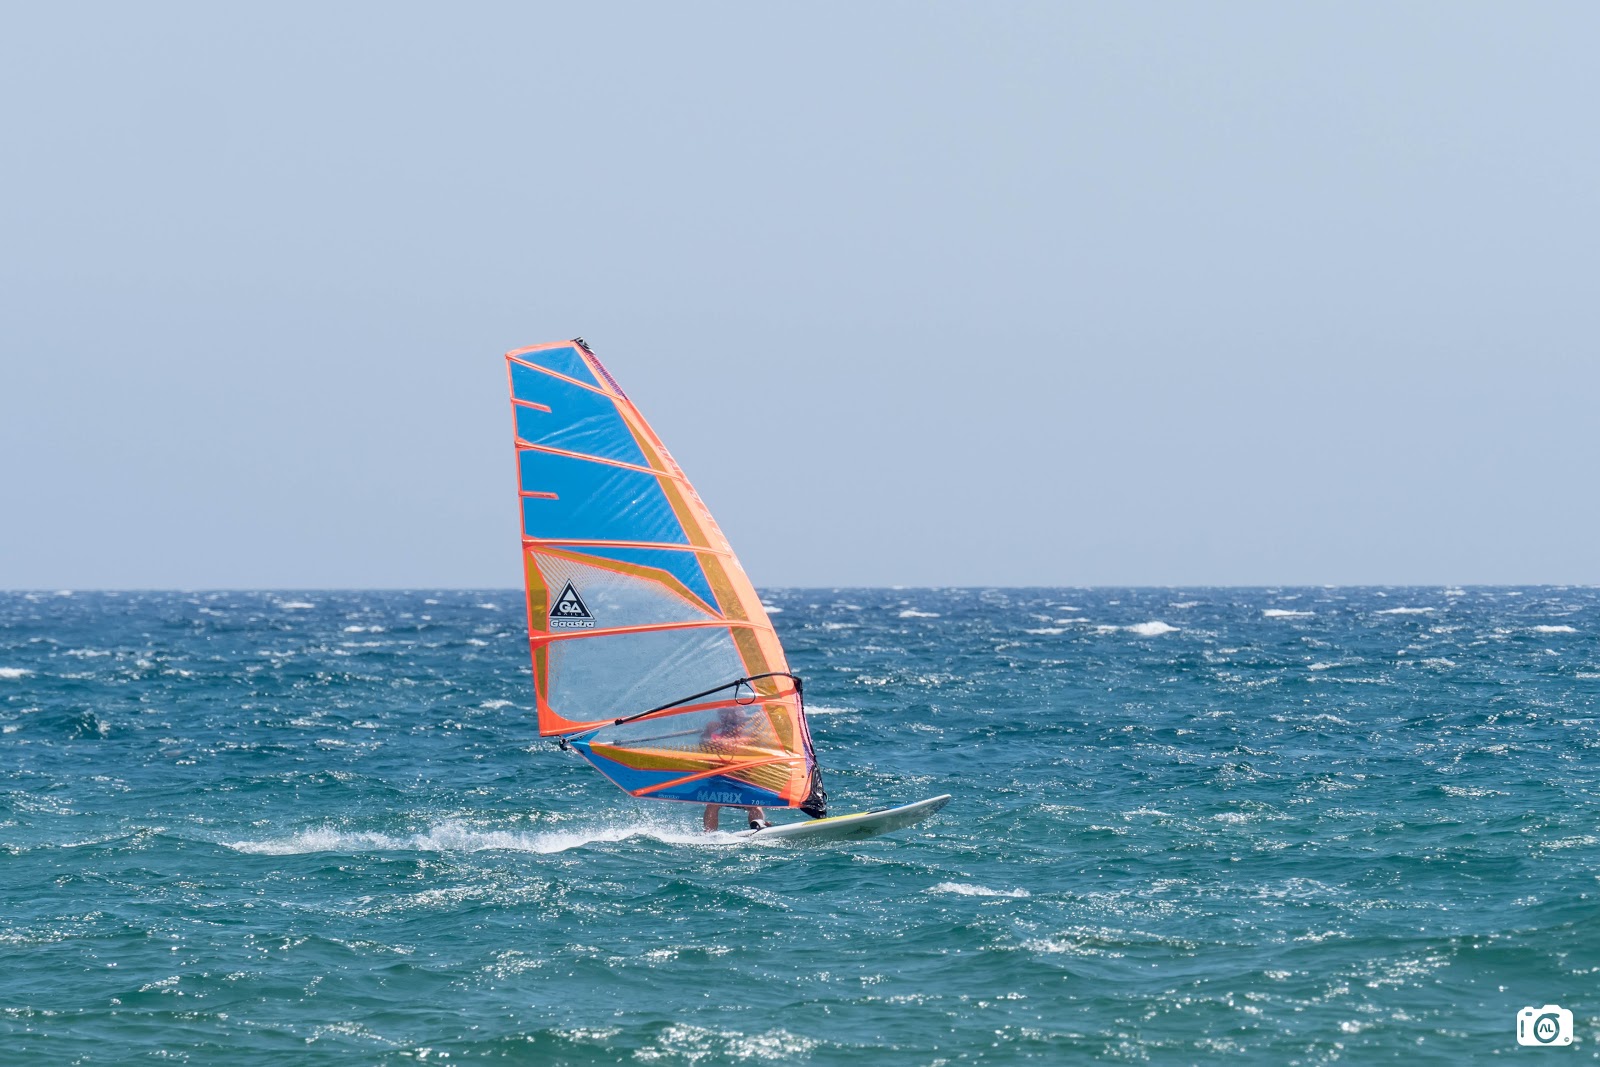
[506,339,826,814]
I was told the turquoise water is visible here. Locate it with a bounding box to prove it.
[3,588,1598,1062]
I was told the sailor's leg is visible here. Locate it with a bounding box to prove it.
[703,804,720,831]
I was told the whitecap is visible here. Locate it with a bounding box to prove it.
[927,882,1030,898]
[1170,601,1199,609]
[1263,609,1314,618]
[1024,627,1066,636]
[479,699,513,709]
[1126,621,1177,636]
[1376,607,1436,615]
[0,668,32,680]
[1533,625,1577,634]
[277,601,316,610]
[223,818,723,856]
[898,610,940,619]
[760,604,783,614]
[1439,784,1508,798]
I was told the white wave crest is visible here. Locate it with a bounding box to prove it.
[1263,609,1314,618]
[1533,625,1578,634]
[898,610,940,619]
[1126,621,1177,636]
[277,601,316,610]
[1024,627,1066,635]
[1376,607,1436,615]
[1439,784,1508,798]
[0,667,32,680]
[928,882,1030,898]
[224,819,718,856]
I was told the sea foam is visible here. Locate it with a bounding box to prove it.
[224,819,721,856]
[1126,621,1178,636]
[927,882,1031,898]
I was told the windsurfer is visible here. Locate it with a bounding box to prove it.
[700,708,771,831]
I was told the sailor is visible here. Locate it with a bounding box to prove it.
[699,708,771,831]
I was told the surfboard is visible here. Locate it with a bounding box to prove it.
[736,794,951,844]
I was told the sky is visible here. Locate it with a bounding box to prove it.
[2,2,1597,588]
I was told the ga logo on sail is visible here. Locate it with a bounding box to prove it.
[549,581,594,629]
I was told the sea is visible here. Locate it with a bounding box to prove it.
[2,587,1597,1063]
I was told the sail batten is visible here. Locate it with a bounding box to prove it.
[507,339,823,811]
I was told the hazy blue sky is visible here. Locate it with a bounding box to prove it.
[3,3,1596,588]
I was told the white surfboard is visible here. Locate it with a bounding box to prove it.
[736,794,951,844]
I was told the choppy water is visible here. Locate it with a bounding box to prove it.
[3,588,1598,1062]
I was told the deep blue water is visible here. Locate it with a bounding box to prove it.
[3,587,1599,1063]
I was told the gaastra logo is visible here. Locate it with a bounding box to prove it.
[548,581,594,629]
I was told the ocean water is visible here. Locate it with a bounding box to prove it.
[3,587,1598,1063]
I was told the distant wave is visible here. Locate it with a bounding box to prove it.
[1126,621,1177,636]
[1376,607,1436,615]
[1533,625,1578,634]
[927,882,1030,898]
[1263,609,1314,618]
[276,601,316,610]
[803,704,858,715]
[898,610,940,619]
[0,667,32,680]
